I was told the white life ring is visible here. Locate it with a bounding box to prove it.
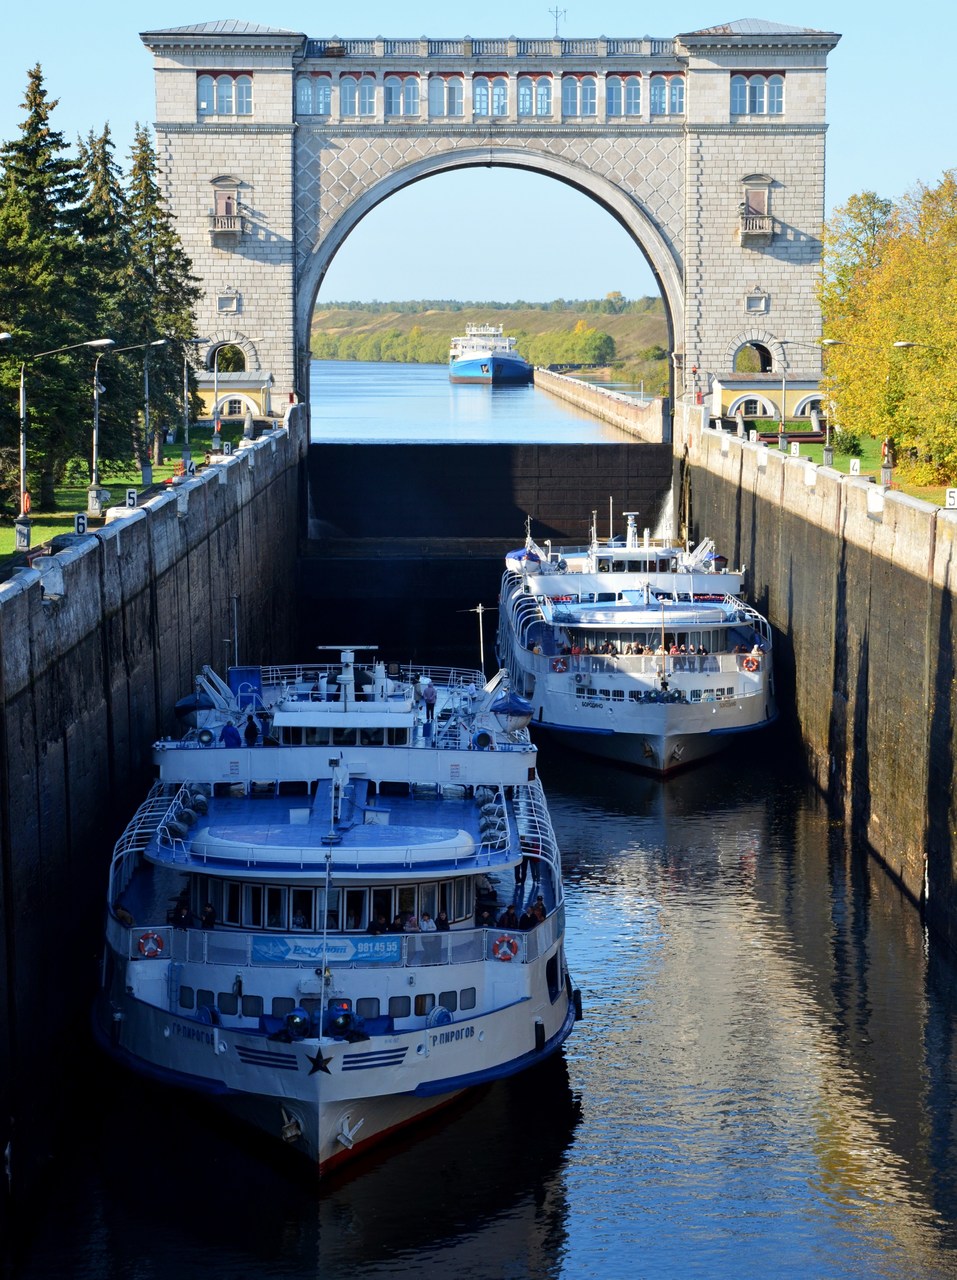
[552,658,568,673]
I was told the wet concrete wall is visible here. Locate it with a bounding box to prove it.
[0,422,304,1222]
[301,442,675,664]
[675,405,957,947]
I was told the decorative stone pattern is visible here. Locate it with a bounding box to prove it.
[141,20,840,405]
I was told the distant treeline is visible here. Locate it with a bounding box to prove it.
[320,293,661,316]
[311,321,617,367]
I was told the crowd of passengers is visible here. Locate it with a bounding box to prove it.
[558,640,713,663]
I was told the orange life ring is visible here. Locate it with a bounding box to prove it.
[552,658,568,673]
[742,655,759,672]
[138,931,164,958]
[493,934,519,962]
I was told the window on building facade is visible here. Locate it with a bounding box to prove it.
[606,77,622,115]
[731,74,784,115]
[384,75,419,116]
[562,75,597,117]
[492,77,508,115]
[518,76,552,116]
[650,74,684,116]
[428,75,462,116]
[296,75,331,115]
[235,76,252,114]
[473,77,490,115]
[340,75,376,116]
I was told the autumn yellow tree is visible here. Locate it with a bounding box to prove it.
[821,175,957,481]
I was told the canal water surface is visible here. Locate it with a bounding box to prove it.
[12,366,957,1278]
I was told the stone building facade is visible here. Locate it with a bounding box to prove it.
[140,18,840,417]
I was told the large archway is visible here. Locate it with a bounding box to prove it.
[296,149,683,385]
[142,21,838,414]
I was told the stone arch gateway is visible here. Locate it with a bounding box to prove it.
[141,19,840,415]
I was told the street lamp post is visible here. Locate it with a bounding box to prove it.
[8,337,114,549]
[88,350,113,515]
[819,338,842,465]
[212,345,223,453]
[182,338,210,461]
[144,339,168,475]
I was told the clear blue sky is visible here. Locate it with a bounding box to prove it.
[2,3,954,302]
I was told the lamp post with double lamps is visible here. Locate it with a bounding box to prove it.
[182,338,210,460]
[9,336,115,550]
[88,339,167,511]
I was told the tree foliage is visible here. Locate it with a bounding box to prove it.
[0,71,201,509]
[821,177,957,482]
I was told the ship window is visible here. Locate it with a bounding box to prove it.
[414,994,435,1016]
[218,992,238,1015]
[598,688,610,699]
[224,882,241,924]
[389,995,411,1018]
[439,990,458,1012]
[198,989,215,1009]
[304,727,330,745]
[244,884,264,927]
[284,726,302,745]
[360,727,384,746]
[397,886,417,920]
[291,888,313,930]
[453,878,468,921]
[612,689,624,701]
[272,997,295,1017]
[628,691,641,703]
[242,995,263,1017]
[460,987,476,1010]
[419,883,438,919]
[690,689,702,702]
[372,888,393,922]
[266,886,286,929]
[356,998,380,1018]
[387,727,408,745]
[345,889,367,930]
[318,888,340,929]
[332,727,356,746]
[179,986,195,1009]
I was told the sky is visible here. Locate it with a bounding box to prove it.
[2,2,955,302]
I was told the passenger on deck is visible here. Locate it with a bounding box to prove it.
[498,903,520,930]
[172,900,191,930]
[200,902,216,930]
[475,907,496,930]
[388,914,405,933]
[519,906,535,930]
[367,913,389,934]
[435,910,450,931]
[404,915,420,932]
[243,714,260,746]
[419,912,437,932]
[422,679,437,722]
[219,720,242,747]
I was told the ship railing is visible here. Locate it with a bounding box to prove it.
[114,905,565,971]
[107,780,193,905]
[563,650,770,678]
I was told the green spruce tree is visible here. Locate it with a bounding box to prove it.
[0,66,93,508]
[125,124,201,464]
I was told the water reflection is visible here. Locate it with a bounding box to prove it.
[309,360,625,443]
[540,742,957,1279]
[12,743,957,1279]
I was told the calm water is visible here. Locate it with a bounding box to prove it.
[11,746,957,1279]
[11,366,957,1278]
[309,360,626,442]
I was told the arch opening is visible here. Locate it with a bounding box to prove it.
[297,149,681,401]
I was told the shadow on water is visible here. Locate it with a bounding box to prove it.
[10,1048,581,1280]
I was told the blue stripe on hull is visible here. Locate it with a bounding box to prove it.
[449,355,532,385]
[412,995,578,1096]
